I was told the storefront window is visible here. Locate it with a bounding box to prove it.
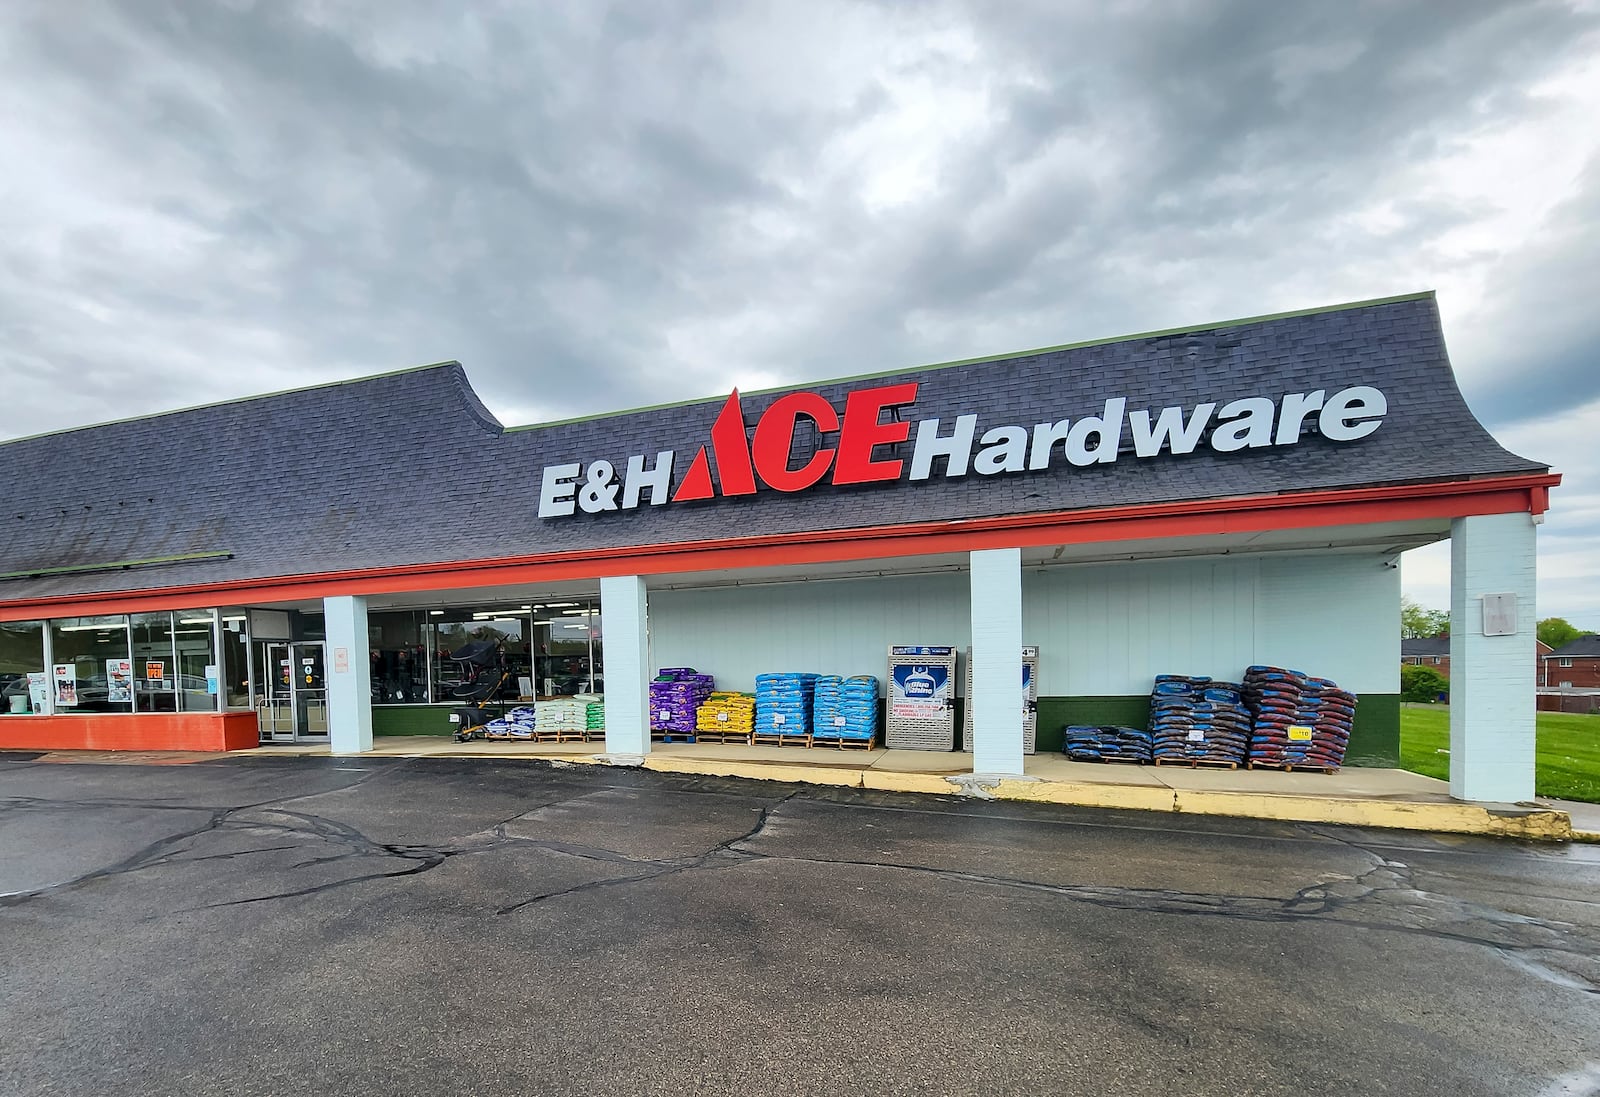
[369,611,428,705]
[131,612,176,712]
[220,611,252,710]
[129,611,219,713]
[429,608,529,703]
[48,616,132,713]
[535,600,602,695]
[0,620,45,716]
[173,610,219,712]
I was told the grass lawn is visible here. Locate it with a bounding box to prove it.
[1400,705,1600,803]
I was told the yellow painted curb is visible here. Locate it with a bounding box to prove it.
[1162,789,1572,840]
[991,778,1178,815]
[641,754,863,788]
[861,770,962,796]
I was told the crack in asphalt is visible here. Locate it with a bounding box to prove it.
[492,789,800,915]
[4,772,1597,994]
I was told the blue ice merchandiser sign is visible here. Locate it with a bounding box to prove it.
[889,661,951,719]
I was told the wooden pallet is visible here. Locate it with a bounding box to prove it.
[751,732,812,747]
[809,735,876,751]
[1153,757,1239,770]
[1247,760,1340,774]
[1066,755,1149,766]
[531,728,589,743]
[693,729,754,745]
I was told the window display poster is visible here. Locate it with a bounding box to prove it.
[27,672,49,713]
[146,659,165,683]
[53,664,77,707]
[890,663,951,719]
[106,659,133,704]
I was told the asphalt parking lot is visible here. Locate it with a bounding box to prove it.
[2,752,1597,1097]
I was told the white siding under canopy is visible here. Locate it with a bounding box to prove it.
[647,552,1399,697]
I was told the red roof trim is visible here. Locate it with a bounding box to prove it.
[0,473,1560,621]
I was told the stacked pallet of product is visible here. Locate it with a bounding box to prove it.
[1061,725,1151,763]
[812,675,879,743]
[1242,666,1356,770]
[579,694,605,738]
[695,692,756,741]
[650,668,715,740]
[474,706,537,740]
[535,697,592,740]
[1149,675,1251,766]
[754,672,818,742]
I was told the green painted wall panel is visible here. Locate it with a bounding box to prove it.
[373,705,455,737]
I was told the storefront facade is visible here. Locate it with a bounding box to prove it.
[0,292,1557,800]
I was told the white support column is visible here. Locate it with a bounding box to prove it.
[1449,512,1537,802]
[970,547,1026,777]
[324,595,373,755]
[600,574,650,761]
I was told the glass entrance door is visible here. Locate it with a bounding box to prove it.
[258,641,328,742]
[291,643,328,739]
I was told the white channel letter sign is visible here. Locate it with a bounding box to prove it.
[537,381,1387,518]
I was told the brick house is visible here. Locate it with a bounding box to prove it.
[1542,635,1600,689]
[1402,637,1552,680]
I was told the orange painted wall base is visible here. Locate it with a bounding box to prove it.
[0,711,260,753]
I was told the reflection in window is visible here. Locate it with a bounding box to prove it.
[48,617,132,713]
[0,620,45,715]
[369,611,428,705]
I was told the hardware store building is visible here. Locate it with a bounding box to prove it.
[0,292,1557,803]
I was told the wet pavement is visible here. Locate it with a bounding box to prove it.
[1,752,1597,1097]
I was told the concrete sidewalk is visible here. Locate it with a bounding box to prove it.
[240,735,1580,841]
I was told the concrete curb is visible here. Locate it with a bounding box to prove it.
[628,753,1576,840]
[178,745,1589,841]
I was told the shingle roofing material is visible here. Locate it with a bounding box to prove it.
[0,293,1548,603]
[1547,636,1600,659]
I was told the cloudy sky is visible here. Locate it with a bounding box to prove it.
[2,1,1597,626]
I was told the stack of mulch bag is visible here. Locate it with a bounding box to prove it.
[1061,725,1152,763]
[1242,665,1356,770]
[1149,675,1251,765]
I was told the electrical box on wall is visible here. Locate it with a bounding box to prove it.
[1481,593,1517,636]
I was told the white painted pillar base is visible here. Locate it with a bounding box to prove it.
[1449,513,1537,802]
[970,547,1025,777]
[601,575,651,758]
[324,595,373,755]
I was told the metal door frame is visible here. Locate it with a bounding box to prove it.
[258,640,329,742]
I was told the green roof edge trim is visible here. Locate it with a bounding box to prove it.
[0,361,464,450]
[0,550,234,582]
[504,290,1437,433]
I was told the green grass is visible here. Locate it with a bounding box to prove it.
[1400,705,1600,803]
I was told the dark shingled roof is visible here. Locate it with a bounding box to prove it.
[1401,638,1451,657]
[1548,636,1600,659]
[0,293,1549,604]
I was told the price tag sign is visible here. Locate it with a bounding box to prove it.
[1287,725,1314,742]
[774,714,786,726]
[834,716,846,728]
[658,709,671,721]
[716,712,729,723]
[1186,729,1205,742]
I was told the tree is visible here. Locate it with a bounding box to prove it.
[1538,617,1584,650]
[1401,664,1447,703]
[1401,596,1449,639]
